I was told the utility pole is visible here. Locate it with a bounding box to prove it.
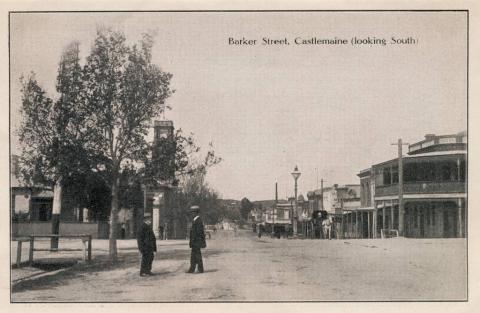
[273,182,277,237]
[391,139,409,236]
[320,178,324,211]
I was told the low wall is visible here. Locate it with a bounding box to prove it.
[12,222,109,239]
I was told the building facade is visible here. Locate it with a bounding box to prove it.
[357,132,467,239]
[307,184,360,239]
[10,155,110,238]
[342,169,375,239]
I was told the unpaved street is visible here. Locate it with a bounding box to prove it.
[12,229,467,302]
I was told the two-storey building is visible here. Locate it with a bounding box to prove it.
[368,131,466,238]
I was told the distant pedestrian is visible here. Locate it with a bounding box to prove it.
[137,213,157,276]
[187,205,206,274]
[159,225,164,240]
[323,217,332,240]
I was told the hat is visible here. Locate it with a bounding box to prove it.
[189,205,200,212]
[143,213,152,218]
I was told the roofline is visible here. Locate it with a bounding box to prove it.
[370,150,466,168]
[409,131,466,148]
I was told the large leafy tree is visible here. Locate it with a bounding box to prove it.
[18,42,95,247]
[82,30,173,260]
[18,29,222,260]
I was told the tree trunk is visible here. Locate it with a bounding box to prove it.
[51,177,62,250]
[109,176,120,261]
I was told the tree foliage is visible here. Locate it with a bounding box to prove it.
[171,172,222,228]
[240,197,254,220]
[18,41,99,192]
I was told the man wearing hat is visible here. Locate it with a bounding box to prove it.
[137,212,157,276]
[187,205,206,273]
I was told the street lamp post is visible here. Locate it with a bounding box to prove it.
[291,165,301,238]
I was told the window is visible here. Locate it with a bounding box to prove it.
[391,165,399,184]
[460,160,466,181]
[437,161,457,181]
[404,163,416,182]
[383,167,392,185]
[426,162,436,181]
[375,168,384,186]
[438,137,457,144]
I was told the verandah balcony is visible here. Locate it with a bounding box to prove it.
[375,181,466,197]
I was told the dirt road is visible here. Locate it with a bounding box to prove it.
[11,229,467,302]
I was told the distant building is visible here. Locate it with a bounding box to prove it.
[307,184,360,239]
[343,169,375,239]
[217,219,237,231]
[307,184,360,215]
[11,155,54,222]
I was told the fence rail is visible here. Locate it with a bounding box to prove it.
[12,234,92,267]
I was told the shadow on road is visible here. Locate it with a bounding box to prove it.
[202,269,218,273]
[12,248,222,294]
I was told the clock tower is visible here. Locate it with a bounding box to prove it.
[144,120,176,238]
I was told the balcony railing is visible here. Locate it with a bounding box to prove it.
[376,181,466,197]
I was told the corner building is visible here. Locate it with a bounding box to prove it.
[366,132,466,238]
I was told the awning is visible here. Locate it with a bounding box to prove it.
[343,206,374,212]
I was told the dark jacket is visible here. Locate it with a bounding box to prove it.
[137,222,157,254]
[189,216,207,249]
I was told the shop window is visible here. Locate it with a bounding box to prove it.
[426,206,430,225]
[414,207,418,227]
[432,205,435,226]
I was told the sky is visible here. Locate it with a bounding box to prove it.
[10,12,467,201]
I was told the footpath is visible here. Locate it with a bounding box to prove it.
[11,238,188,284]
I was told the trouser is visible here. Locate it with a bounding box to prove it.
[140,252,154,274]
[324,228,331,239]
[189,247,204,272]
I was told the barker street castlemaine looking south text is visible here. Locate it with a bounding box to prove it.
[228,36,418,46]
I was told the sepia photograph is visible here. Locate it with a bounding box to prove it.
[8,10,468,303]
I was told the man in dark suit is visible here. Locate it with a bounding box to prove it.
[187,205,206,273]
[137,212,157,276]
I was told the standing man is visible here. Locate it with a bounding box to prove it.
[137,213,157,276]
[187,205,206,274]
[323,216,332,240]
